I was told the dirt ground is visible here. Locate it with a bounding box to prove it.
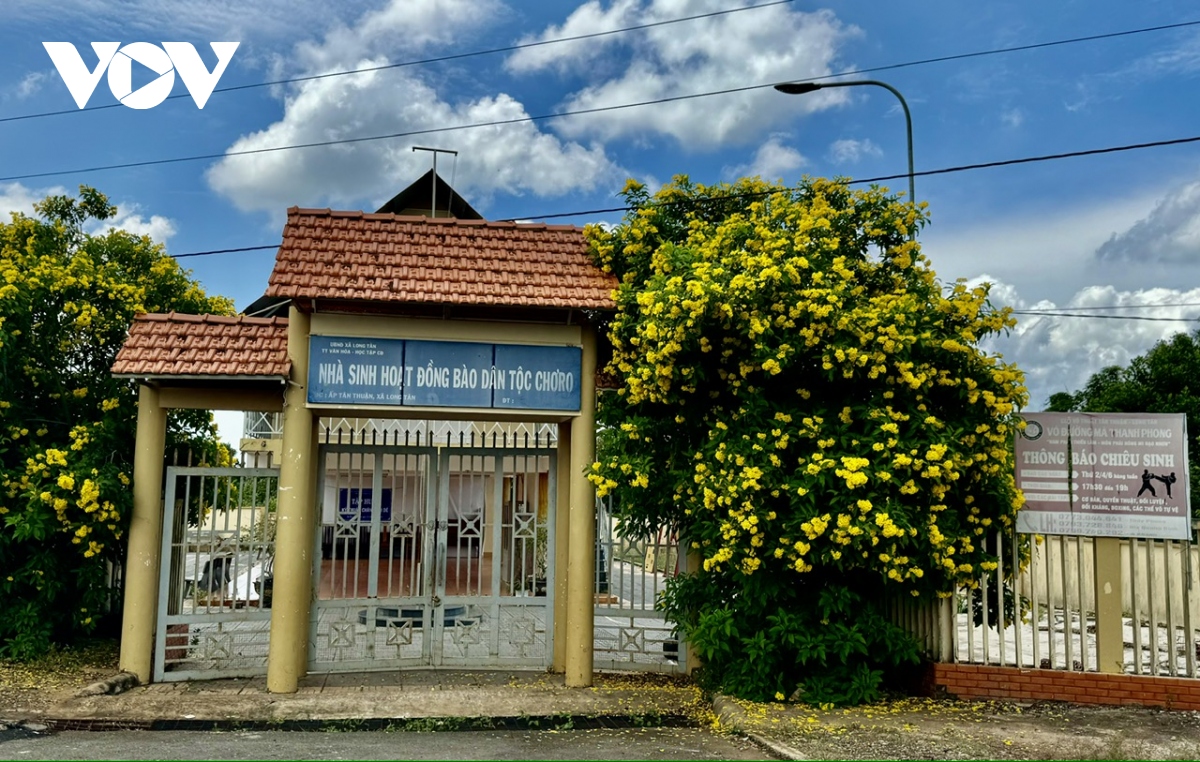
[719,696,1200,761]
[0,640,119,720]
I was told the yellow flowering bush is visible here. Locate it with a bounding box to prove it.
[0,187,234,658]
[586,176,1028,704]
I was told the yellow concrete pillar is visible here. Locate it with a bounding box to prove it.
[118,384,167,683]
[681,548,701,674]
[565,327,597,687]
[1094,537,1124,673]
[293,418,321,677]
[267,307,316,693]
[553,421,572,672]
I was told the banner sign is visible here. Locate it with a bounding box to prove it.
[1015,412,1192,540]
[308,336,582,412]
[338,488,392,523]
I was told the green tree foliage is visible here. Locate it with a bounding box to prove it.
[0,187,234,658]
[1048,330,1200,518]
[586,176,1028,704]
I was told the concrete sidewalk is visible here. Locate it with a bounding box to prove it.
[31,671,711,731]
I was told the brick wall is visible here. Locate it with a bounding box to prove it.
[931,663,1200,711]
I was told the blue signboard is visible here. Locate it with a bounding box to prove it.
[492,344,582,411]
[402,340,493,408]
[338,488,393,523]
[307,336,582,412]
[309,336,405,405]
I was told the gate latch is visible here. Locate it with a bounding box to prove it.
[432,595,441,607]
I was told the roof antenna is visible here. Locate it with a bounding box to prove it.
[412,146,458,218]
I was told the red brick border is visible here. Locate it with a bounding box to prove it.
[931,663,1200,711]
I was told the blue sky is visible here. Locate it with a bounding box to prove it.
[2,1,1200,446]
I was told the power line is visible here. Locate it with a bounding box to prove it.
[511,133,1200,221]
[7,81,1200,187]
[158,242,1200,326]
[172,244,277,258]
[1016,302,1200,312]
[1012,310,1200,323]
[161,133,1200,258]
[0,80,770,182]
[6,15,1200,181]
[6,14,1197,128]
[0,0,794,125]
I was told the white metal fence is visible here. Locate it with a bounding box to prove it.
[593,494,688,673]
[897,528,1200,678]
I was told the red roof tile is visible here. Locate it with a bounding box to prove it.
[265,209,617,310]
[112,313,290,378]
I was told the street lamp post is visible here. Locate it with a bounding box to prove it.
[774,79,915,207]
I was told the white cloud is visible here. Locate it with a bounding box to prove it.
[1115,30,1200,81]
[725,135,805,181]
[103,208,177,242]
[508,1,858,148]
[207,0,621,214]
[287,0,499,72]
[1095,179,1200,264]
[919,191,1163,303]
[207,64,620,213]
[1,182,175,241]
[827,137,881,164]
[506,0,640,75]
[15,71,47,99]
[970,278,1200,410]
[1000,107,1023,129]
[0,181,64,218]
[0,1,378,42]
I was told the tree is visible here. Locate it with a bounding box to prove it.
[585,176,1028,704]
[1048,330,1200,518]
[0,187,234,658]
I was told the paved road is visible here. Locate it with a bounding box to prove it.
[0,727,770,760]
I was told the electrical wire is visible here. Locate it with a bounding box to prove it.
[509,134,1200,221]
[1011,311,1200,322]
[160,133,1200,259]
[5,13,1196,128]
[0,0,795,125]
[5,15,1200,181]
[1015,302,1200,312]
[172,244,277,258]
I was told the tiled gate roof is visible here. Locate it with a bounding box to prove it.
[265,208,616,310]
[111,313,290,378]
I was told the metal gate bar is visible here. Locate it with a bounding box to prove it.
[593,493,687,673]
[309,444,554,673]
[154,466,278,682]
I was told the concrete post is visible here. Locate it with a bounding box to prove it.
[681,548,701,674]
[553,421,572,672]
[565,327,597,687]
[267,307,316,693]
[294,418,321,677]
[1094,537,1124,673]
[118,384,168,683]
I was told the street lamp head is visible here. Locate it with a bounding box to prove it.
[774,82,823,95]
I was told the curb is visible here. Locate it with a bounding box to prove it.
[711,696,807,761]
[0,720,52,742]
[38,711,696,734]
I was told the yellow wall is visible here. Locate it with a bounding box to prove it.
[310,313,581,347]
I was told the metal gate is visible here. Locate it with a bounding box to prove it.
[310,445,555,671]
[594,494,689,673]
[154,466,279,681]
